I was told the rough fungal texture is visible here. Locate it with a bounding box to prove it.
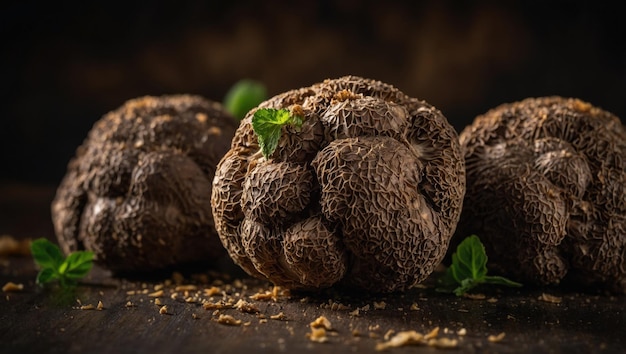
[52,95,237,273]
[211,76,465,292]
[456,96,626,293]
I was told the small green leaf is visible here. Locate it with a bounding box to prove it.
[437,235,522,296]
[63,251,94,279]
[483,275,522,288]
[223,79,268,120]
[36,267,57,285]
[31,238,64,270]
[455,235,488,280]
[252,108,302,158]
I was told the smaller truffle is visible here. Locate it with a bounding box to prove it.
[52,95,238,273]
[455,96,626,293]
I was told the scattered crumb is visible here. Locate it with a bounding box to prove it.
[375,330,424,351]
[154,284,164,291]
[306,327,328,343]
[148,290,164,298]
[192,313,200,319]
[126,290,136,295]
[373,301,387,310]
[457,328,467,336]
[175,285,197,292]
[2,282,24,292]
[428,337,459,348]
[249,286,290,301]
[349,308,360,317]
[125,301,134,307]
[463,293,486,300]
[383,329,395,341]
[352,329,361,337]
[159,305,168,315]
[234,299,260,314]
[375,327,457,351]
[538,293,562,304]
[488,332,506,342]
[410,303,419,311]
[97,301,104,310]
[270,312,287,320]
[215,314,242,326]
[360,304,370,312]
[310,316,332,330]
[259,319,268,324]
[204,286,221,297]
[80,304,95,310]
[202,301,229,310]
[487,298,498,303]
[0,235,31,256]
[154,298,162,306]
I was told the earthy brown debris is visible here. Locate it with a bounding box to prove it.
[51,95,237,273]
[2,282,23,292]
[306,327,329,343]
[488,332,506,342]
[538,293,562,304]
[0,235,31,257]
[375,327,457,351]
[310,316,332,330]
[215,314,242,326]
[455,96,626,293]
[212,75,465,292]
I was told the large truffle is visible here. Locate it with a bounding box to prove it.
[211,76,466,292]
[456,96,626,293]
[52,95,237,273]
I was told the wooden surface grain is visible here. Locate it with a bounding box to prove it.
[0,184,624,354]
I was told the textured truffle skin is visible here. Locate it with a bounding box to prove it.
[211,76,466,292]
[456,96,626,293]
[52,95,237,273]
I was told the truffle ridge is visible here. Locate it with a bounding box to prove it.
[212,76,466,292]
[52,95,237,273]
[456,96,626,293]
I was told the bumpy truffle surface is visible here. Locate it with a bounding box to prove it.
[52,95,237,273]
[211,76,465,292]
[456,96,626,293]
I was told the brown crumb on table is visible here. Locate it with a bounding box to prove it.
[375,327,457,351]
[215,314,242,326]
[306,327,329,343]
[373,301,387,310]
[457,328,467,336]
[0,235,31,256]
[125,301,135,307]
[159,305,169,315]
[349,308,360,317]
[463,293,486,300]
[234,299,260,314]
[192,313,200,319]
[80,304,95,310]
[204,286,221,297]
[538,293,562,304]
[310,316,332,330]
[154,298,162,306]
[2,282,24,292]
[97,301,104,310]
[148,290,164,298]
[202,300,229,310]
[488,332,506,342]
[175,285,197,292]
[410,303,419,311]
[270,312,287,320]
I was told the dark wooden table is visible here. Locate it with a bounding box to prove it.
[1,184,624,354]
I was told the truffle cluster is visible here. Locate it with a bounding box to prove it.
[52,95,237,273]
[456,96,626,293]
[211,76,466,292]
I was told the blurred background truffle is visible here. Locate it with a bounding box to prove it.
[1,0,624,186]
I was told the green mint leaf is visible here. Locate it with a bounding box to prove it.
[252,108,300,158]
[30,237,93,287]
[36,267,57,285]
[455,235,488,280]
[63,251,94,279]
[224,79,268,120]
[438,235,522,296]
[483,275,523,288]
[31,238,64,270]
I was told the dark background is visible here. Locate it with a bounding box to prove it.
[1,0,624,187]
